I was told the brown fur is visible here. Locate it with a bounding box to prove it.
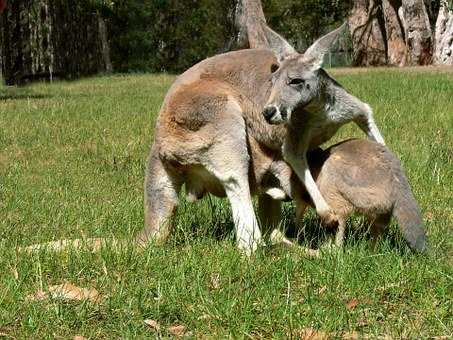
[294,139,427,252]
[140,49,290,254]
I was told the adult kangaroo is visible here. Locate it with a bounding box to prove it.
[140,25,382,254]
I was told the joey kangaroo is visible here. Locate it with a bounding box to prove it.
[252,138,427,252]
[295,139,427,252]
[141,25,384,254]
[262,24,385,225]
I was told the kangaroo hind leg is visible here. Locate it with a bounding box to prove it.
[138,148,182,247]
[205,110,262,255]
[368,213,391,250]
[207,152,261,255]
[258,194,282,238]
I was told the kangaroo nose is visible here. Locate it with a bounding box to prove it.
[262,106,277,121]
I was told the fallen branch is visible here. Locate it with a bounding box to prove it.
[26,282,102,303]
[18,237,123,253]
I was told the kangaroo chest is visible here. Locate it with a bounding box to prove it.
[305,105,355,149]
[308,123,341,148]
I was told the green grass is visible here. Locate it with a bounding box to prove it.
[0,68,452,338]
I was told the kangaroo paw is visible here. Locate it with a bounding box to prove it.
[318,209,339,229]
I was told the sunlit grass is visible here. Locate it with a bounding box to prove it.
[0,68,451,337]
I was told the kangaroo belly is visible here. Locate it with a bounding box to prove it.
[185,165,226,200]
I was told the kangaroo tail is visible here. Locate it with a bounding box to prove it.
[392,173,427,253]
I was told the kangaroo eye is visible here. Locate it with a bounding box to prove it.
[270,64,279,73]
[289,78,304,86]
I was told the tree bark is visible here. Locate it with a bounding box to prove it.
[348,0,387,66]
[382,0,408,65]
[232,0,269,49]
[97,14,112,73]
[434,0,453,65]
[348,0,438,66]
[8,0,24,84]
[228,0,297,60]
[401,0,433,65]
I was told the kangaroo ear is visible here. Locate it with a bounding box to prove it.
[263,26,298,62]
[301,22,347,70]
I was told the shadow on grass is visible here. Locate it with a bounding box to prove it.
[168,194,415,254]
[287,210,414,255]
[0,87,51,100]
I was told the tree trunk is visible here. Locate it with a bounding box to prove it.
[97,14,112,73]
[9,0,24,84]
[348,0,387,66]
[228,0,297,60]
[43,0,54,82]
[401,0,433,65]
[232,0,269,49]
[382,0,408,65]
[434,0,453,65]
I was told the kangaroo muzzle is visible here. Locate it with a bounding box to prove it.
[262,105,287,125]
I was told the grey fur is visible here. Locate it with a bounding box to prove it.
[263,26,297,61]
[262,24,385,224]
[300,139,427,252]
[252,138,428,252]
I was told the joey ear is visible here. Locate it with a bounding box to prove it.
[301,22,347,70]
[263,26,298,62]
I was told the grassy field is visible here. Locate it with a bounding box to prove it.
[0,68,452,338]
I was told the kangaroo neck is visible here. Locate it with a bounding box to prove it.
[324,83,369,123]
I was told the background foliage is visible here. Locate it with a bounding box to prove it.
[263,0,350,51]
[0,0,107,84]
[105,0,233,73]
[2,0,447,81]
[106,0,349,73]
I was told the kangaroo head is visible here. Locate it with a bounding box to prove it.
[262,23,346,125]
